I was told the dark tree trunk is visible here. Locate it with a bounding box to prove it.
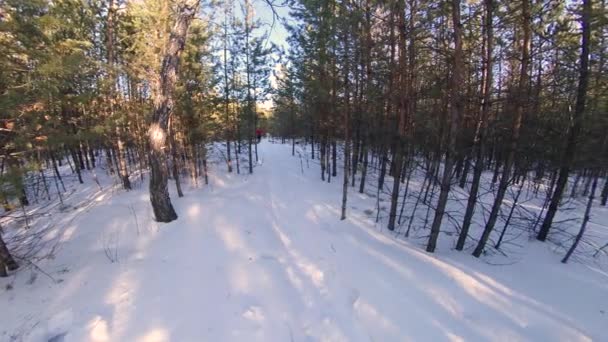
[601,176,608,206]
[82,142,91,170]
[387,0,414,231]
[495,181,524,249]
[359,139,368,194]
[562,172,599,263]
[473,0,530,257]
[378,148,388,191]
[148,0,199,222]
[170,118,184,198]
[388,143,404,231]
[0,231,18,277]
[50,150,66,192]
[538,0,591,241]
[71,148,84,184]
[107,0,131,190]
[105,146,115,175]
[332,140,337,178]
[341,23,350,220]
[427,0,463,253]
[88,143,96,169]
[117,135,132,190]
[458,153,471,188]
[456,0,493,251]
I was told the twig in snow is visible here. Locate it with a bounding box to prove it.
[14,256,58,284]
[129,204,140,236]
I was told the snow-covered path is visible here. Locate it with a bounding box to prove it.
[3,141,607,341]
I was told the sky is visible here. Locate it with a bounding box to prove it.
[251,0,294,109]
[206,0,294,109]
[252,0,292,50]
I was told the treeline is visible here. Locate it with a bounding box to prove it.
[0,0,273,276]
[272,0,607,260]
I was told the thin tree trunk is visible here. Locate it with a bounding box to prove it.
[332,140,338,178]
[76,146,85,170]
[538,0,591,241]
[70,148,83,184]
[495,181,524,249]
[88,143,96,169]
[359,139,368,194]
[398,165,413,225]
[223,7,232,173]
[82,142,91,170]
[234,139,240,174]
[116,132,132,190]
[107,0,131,190]
[169,117,184,198]
[105,146,115,175]
[456,0,493,251]
[427,0,463,253]
[341,20,350,221]
[601,176,608,206]
[50,150,66,192]
[562,172,599,263]
[202,145,209,185]
[387,0,413,231]
[473,0,530,257]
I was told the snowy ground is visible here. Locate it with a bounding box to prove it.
[1,140,607,341]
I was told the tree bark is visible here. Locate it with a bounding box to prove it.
[107,0,131,190]
[456,0,493,251]
[169,116,184,198]
[538,0,591,241]
[0,231,18,277]
[387,0,413,231]
[562,172,599,263]
[601,176,608,206]
[426,0,463,252]
[473,0,530,257]
[341,15,350,221]
[148,0,199,222]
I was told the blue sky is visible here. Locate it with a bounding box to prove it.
[252,0,292,49]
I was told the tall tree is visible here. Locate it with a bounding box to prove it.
[538,0,592,242]
[426,0,463,253]
[148,0,200,222]
[456,0,493,251]
[473,0,531,257]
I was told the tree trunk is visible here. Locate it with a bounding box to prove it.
[169,117,184,198]
[456,0,493,251]
[538,0,591,241]
[562,172,599,263]
[601,176,608,206]
[359,139,368,193]
[70,148,84,184]
[107,0,131,190]
[148,0,199,222]
[332,140,338,178]
[427,0,463,253]
[0,231,18,277]
[495,181,524,249]
[50,150,66,192]
[387,0,413,231]
[116,131,132,190]
[341,21,350,221]
[473,0,530,257]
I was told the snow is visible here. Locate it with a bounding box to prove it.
[1,140,607,341]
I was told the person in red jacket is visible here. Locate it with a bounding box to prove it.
[256,128,264,143]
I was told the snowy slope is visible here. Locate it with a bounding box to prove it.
[1,141,607,341]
